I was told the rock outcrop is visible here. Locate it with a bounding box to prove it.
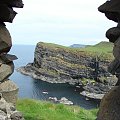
[18,42,117,100]
[0,0,24,119]
[97,0,120,119]
[48,97,73,105]
[0,93,24,120]
[97,86,120,120]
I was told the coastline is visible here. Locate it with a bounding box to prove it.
[17,64,115,100]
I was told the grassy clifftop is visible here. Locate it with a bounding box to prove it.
[17,99,98,120]
[37,41,113,61]
[84,41,113,54]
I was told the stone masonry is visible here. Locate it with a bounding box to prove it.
[0,0,24,120]
[97,0,120,120]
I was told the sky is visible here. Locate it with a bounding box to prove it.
[6,0,117,46]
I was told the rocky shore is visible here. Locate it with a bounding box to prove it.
[17,64,79,84]
[17,42,117,100]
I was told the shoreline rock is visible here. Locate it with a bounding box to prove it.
[17,65,78,84]
[17,63,116,100]
[80,91,104,100]
[17,42,118,100]
[48,97,73,105]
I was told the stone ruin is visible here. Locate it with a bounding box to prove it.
[0,0,24,120]
[1,0,120,119]
[97,0,120,120]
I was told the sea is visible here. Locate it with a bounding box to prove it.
[9,45,99,109]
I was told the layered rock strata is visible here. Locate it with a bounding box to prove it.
[98,0,120,119]
[0,0,24,119]
[18,42,117,100]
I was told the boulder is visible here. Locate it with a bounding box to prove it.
[48,97,58,102]
[106,27,120,43]
[0,80,19,105]
[0,62,14,82]
[59,97,73,105]
[108,59,120,75]
[113,37,120,60]
[0,94,24,120]
[0,4,17,23]
[10,111,24,120]
[0,54,18,64]
[0,94,14,114]
[0,0,24,8]
[0,110,6,117]
[98,0,120,22]
[97,86,120,120]
[0,24,12,54]
[98,0,120,13]
[98,0,120,119]
[0,115,7,120]
[80,91,104,100]
[48,97,73,105]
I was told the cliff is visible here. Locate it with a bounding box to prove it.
[18,42,117,99]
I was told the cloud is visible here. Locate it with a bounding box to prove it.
[7,0,117,45]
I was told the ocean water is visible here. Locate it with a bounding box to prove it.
[9,45,99,109]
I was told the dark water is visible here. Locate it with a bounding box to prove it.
[9,45,99,109]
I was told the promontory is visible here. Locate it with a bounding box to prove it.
[17,41,117,99]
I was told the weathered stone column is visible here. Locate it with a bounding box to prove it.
[97,0,120,120]
[0,0,24,119]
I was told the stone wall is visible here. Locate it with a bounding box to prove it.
[0,0,24,119]
[97,0,120,120]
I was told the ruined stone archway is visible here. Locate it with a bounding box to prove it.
[0,0,120,119]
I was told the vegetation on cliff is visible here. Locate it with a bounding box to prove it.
[83,41,114,61]
[17,41,116,99]
[17,99,98,120]
[31,41,114,83]
[37,41,113,61]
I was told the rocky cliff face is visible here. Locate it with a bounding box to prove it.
[34,42,113,82]
[18,42,117,99]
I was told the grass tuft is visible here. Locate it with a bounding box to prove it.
[17,99,98,120]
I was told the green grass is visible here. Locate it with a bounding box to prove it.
[37,41,114,61]
[85,41,113,53]
[82,41,114,61]
[17,99,98,120]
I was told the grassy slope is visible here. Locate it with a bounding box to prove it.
[84,41,113,53]
[38,41,114,61]
[17,99,98,120]
[83,41,114,61]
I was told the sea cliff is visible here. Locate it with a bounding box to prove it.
[17,42,117,99]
